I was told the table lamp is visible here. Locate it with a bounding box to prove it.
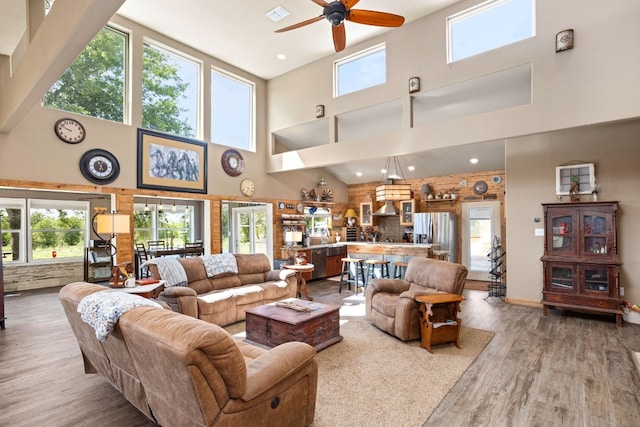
[344,209,358,227]
[284,231,303,263]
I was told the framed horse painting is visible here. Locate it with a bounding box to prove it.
[137,129,207,194]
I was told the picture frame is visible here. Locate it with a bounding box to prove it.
[137,128,207,194]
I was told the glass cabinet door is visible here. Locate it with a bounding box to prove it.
[549,212,575,255]
[581,211,610,256]
[400,200,414,226]
[360,202,372,226]
[548,264,576,293]
[582,266,610,294]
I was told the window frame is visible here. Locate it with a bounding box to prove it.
[211,67,256,152]
[446,0,536,63]
[333,43,387,97]
[27,199,90,263]
[142,38,203,139]
[43,24,129,124]
[133,202,195,247]
[0,198,27,264]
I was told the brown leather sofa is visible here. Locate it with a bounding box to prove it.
[60,282,318,427]
[147,253,297,326]
[365,258,468,341]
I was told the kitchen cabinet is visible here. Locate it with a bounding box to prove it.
[400,200,414,226]
[360,202,373,226]
[541,202,622,326]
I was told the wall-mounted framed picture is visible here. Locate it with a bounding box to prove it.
[137,128,207,194]
[555,163,595,195]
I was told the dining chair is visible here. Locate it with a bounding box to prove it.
[135,243,150,277]
[147,240,166,253]
[185,241,204,257]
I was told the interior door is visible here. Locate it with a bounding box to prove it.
[461,201,501,281]
[231,205,273,261]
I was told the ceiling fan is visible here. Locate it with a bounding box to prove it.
[275,0,405,52]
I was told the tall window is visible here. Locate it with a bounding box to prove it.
[133,203,194,247]
[28,200,89,261]
[334,44,386,97]
[447,0,535,63]
[0,199,26,263]
[43,26,127,123]
[142,42,200,138]
[211,68,255,151]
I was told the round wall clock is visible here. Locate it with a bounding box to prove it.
[79,149,120,185]
[221,149,245,177]
[473,180,488,195]
[55,118,86,144]
[240,178,255,196]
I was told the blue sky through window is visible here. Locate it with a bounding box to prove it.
[448,0,534,62]
[211,70,253,151]
[336,45,386,97]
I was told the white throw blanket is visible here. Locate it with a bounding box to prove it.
[78,290,161,342]
[142,257,188,287]
[200,253,238,278]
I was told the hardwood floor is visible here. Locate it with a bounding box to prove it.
[1,281,640,426]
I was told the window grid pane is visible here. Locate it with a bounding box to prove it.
[335,44,386,97]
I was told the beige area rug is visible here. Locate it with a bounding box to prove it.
[226,319,493,427]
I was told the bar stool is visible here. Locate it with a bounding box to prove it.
[365,259,390,284]
[339,257,366,295]
[393,261,409,279]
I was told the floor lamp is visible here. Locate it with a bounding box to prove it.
[92,209,130,257]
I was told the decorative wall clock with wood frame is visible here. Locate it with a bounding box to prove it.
[221,149,245,177]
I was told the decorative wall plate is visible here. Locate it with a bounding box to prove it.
[492,175,502,184]
[296,203,304,213]
[473,180,488,195]
[277,202,285,209]
[459,179,467,188]
[221,149,244,177]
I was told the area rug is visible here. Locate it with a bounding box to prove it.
[226,319,493,426]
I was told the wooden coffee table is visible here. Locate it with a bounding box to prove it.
[245,298,342,351]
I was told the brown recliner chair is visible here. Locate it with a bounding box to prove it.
[365,258,468,341]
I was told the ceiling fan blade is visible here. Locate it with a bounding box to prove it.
[311,0,331,7]
[347,9,405,27]
[341,0,361,9]
[275,15,324,33]
[332,23,346,52]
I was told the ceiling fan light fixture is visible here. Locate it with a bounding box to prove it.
[324,3,347,26]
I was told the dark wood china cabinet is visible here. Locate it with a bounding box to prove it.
[541,202,622,326]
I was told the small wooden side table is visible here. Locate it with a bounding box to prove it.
[415,293,464,353]
[282,263,315,301]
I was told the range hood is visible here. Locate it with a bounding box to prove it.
[373,201,399,216]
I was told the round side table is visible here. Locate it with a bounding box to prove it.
[282,263,315,301]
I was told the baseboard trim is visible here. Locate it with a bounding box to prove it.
[505,297,542,308]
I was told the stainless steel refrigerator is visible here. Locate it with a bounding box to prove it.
[413,212,458,263]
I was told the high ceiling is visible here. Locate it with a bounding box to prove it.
[0,0,505,185]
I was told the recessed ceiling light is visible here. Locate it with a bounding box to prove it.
[408,165,415,171]
[380,168,387,174]
[356,172,363,177]
[276,53,286,60]
[265,5,290,22]
[470,158,479,164]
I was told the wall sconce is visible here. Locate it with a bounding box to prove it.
[93,209,130,256]
[556,29,574,52]
[315,104,325,118]
[409,76,420,93]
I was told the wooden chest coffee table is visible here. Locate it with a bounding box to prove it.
[245,298,342,351]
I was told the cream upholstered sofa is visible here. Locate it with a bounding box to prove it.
[366,257,468,341]
[146,253,297,326]
[59,282,318,427]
